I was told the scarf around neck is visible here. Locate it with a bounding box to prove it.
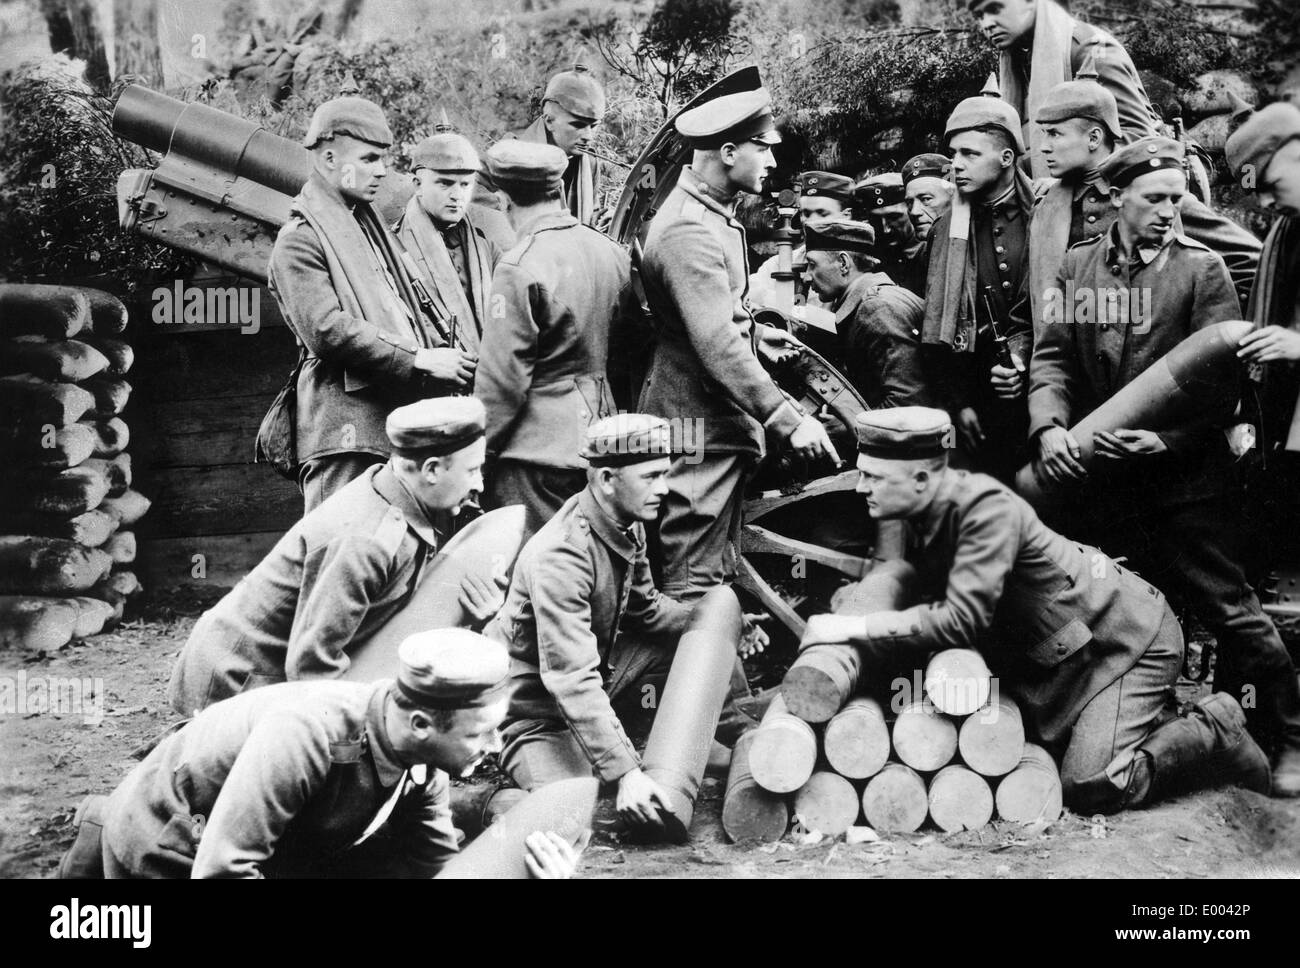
[1001,0,1075,180]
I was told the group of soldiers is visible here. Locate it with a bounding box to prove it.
[60,0,1300,878]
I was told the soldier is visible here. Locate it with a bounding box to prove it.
[395,126,499,356]
[901,152,955,244]
[490,415,767,829]
[748,169,856,316]
[967,0,1162,177]
[1029,57,1260,330]
[1029,138,1300,796]
[85,632,580,878]
[855,172,929,297]
[637,87,837,598]
[269,96,476,511]
[802,407,1270,814]
[169,398,504,716]
[481,65,608,230]
[475,141,635,540]
[922,78,1034,482]
[802,218,931,408]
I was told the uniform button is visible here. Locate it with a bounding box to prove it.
[993,227,1003,236]
[1057,645,1067,655]
[999,262,1009,272]
[1100,324,1109,331]
[1111,266,1120,275]
[1001,281,1012,289]
[995,245,1006,254]
[1086,215,1097,223]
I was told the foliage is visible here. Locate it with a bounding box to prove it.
[0,57,192,288]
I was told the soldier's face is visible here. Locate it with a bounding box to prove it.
[417,170,477,225]
[325,135,388,203]
[418,698,507,777]
[855,457,932,519]
[602,458,672,523]
[805,249,851,301]
[724,140,778,195]
[1038,119,1102,178]
[799,196,846,222]
[973,0,1037,49]
[868,202,916,246]
[950,130,1013,201]
[1113,170,1185,246]
[420,438,487,515]
[1259,138,1300,218]
[544,102,599,156]
[906,177,954,241]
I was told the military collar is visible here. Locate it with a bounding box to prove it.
[365,684,408,788]
[1068,164,1110,200]
[371,463,442,548]
[513,208,580,240]
[434,218,464,245]
[833,271,892,320]
[908,467,963,551]
[977,182,1021,218]
[578,487,639,562]
[678,166,740,217]
[1103,221,1168,268]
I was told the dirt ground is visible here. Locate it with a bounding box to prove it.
[3,597,1299,880]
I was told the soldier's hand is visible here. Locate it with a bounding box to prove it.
[739,612,770,659]
[459,563,508,624]
[616,768,671,830]
[1094,429,1168,460]
[523,830,582,879]
[415,347,477,386]
[757,326,805,366]
[802,613,865,647]
[594,208,614,234]
[789,415,837,464]
[1238,326,1300,364]
[1037,426,1086,483]
[990,353,1026,399]
[956,407,985,451]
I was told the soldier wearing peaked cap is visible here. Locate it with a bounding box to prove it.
[488,415,768,831]
[1028,135,1300,796]
[475,141,637,541]
[395,121,500,357]
[801,407,1270,815]
[902,153,956,244]
[802,218,932,409]
[856,172,929,297]
[922,76,1035,483]
[637,85,838,598]
[168,397,509,717]
[748,170,855,317]
[480,65,609,229]
[967,0,1162,178]
[1028,60,1260,334]
[75,630,580,878]
[269,96,477,513]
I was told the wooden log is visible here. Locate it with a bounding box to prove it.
[824,696,891,779]
[995,743,1064,823]
[794,771,861,836]
[78,335,134,375]
[892,700,958,772]
[82,417,130,458]
[958,695,1025,777]
[721,729,790,843]
[0,284,91,339]
[782,558,919,723]
[103,531,136,565]
[0,422,96,469]
[70,596,115,638]
[0,538,113,595]
[928,765,995,832]
[98,489,152,526]
[76,287,129,335]
[0,596,81,652]
[82,375,132,417]
[861,762,929,833]
[748,695,818,794]
[13,464,110,516]
[0,509,118,547]
[81,454,132,496]
[0,375,96,426]
[924,648,992,716]
[0,337,111,382]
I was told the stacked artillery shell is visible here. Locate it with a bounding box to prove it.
[0,284,149,652]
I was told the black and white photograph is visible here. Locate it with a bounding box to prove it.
[1,0,1299,907]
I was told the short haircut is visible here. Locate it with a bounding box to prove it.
[849,252,878,271]
[391,684,460,731]
[507,183,565,206]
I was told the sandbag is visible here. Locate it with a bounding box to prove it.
[0,537,113,595]
[0,337,110,382]
[0,284,91,339]
[0,374,96,426]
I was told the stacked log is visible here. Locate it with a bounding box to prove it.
[0,284,148,652]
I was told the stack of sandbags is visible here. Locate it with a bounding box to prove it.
[723,647,1064,842]
[0,284,150,652]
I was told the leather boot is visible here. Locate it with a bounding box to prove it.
[1128,693,1271,806]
